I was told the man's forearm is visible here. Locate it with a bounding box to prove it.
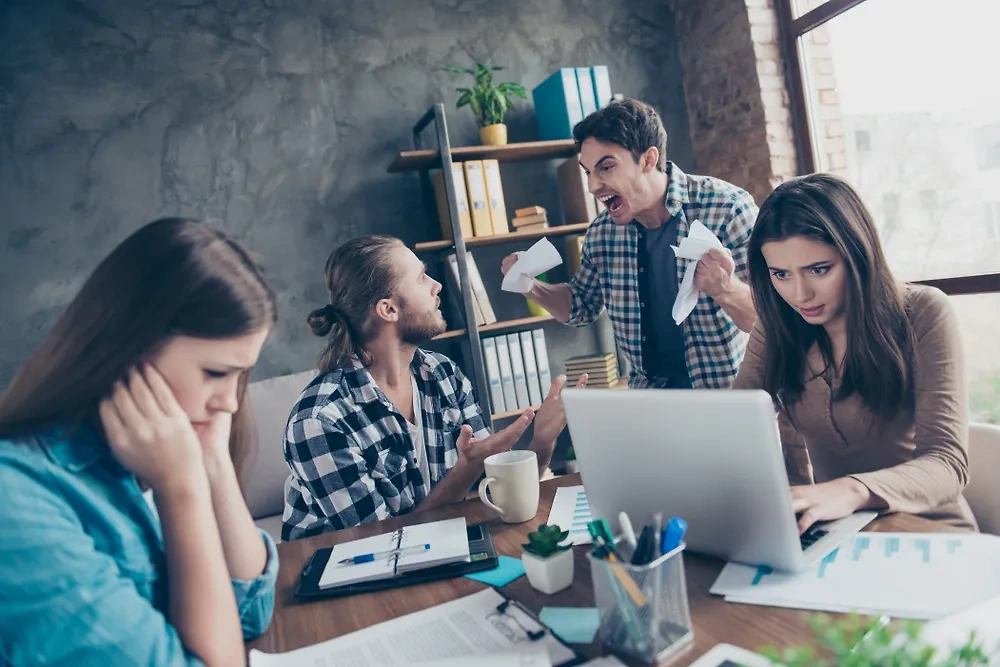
[713,278,756,333]
[528,437,556,472]
[416,462,481,511]
[526,281,574,323]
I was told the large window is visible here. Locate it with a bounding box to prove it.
[777,0,1000,423]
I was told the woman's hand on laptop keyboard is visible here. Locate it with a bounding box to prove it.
[790,477,875,534]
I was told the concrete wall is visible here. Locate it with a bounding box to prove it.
[0,0,692,385]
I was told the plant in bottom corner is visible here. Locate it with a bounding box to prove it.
[522,524,574,594]
[756,613,993,667]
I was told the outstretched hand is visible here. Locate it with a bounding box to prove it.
[455,409,535,471]
[531,373,588,463]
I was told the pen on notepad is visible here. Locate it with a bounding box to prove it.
[337,543,430,565]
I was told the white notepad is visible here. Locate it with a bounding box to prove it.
[319,517,470,589]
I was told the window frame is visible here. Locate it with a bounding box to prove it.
[774,0,1000,294]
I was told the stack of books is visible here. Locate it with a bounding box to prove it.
[512,206,549,231]
[564,353,619,388]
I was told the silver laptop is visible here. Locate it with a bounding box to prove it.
[560,387,876,572]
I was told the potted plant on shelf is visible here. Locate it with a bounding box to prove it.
[442,62,527,146]
[522,524,574,594]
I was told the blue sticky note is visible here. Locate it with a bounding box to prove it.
[539,606,601,644]
[464,556,526,587]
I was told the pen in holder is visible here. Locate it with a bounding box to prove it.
[587,538,694,665]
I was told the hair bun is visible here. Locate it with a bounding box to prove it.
[307,304,341,337]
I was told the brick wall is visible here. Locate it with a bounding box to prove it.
[671,0,799,204]
[798,0,848,176]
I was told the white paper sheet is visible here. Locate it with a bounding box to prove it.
[248,588,576,667]
[711,533,1000,620]
[671,220,724,325]
[547,485,592,546]
[502,238,563,293]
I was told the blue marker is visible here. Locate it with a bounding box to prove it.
[660,517,688,554]
[338,543,430,565]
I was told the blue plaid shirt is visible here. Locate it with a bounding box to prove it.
[567,162,757,388]
[282,350,490,540]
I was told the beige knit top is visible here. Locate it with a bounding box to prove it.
[733,284,976,530]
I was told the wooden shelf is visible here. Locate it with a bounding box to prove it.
[415,222,590,253]
[432,314,554,342]
[388,139,578,173]
[490,379,627,420]
[491,404,541,421]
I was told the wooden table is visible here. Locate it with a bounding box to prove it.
[247,474,964,664]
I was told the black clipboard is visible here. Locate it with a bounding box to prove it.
[484,588,586,666]
[295,522,499,600]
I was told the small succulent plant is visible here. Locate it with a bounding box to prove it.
[523,524,571,559]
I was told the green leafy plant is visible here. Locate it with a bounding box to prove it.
[442,62,527,127]
[563,443,576,462]
[523,524,571,558]
[757,613,992,666]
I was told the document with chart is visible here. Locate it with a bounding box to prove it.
[547,485,593,546]
[710,532,1000,619]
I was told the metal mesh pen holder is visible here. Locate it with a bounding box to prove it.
[588,542,693,664]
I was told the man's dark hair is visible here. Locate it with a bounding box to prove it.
[572,98,668,172]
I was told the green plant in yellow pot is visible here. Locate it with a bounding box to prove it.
[443,62,527,146]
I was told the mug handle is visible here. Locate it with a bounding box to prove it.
[478,477,506,517]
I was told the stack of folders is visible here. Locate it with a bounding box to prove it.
[432,159,510,241]
[564,353,619,388]
[444,252,496,326]
[481,328,553,415]
[532,66,613,141]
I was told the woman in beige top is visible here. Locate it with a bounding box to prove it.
[734,174,975,533]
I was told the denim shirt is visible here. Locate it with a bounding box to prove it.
[0,426,279,666]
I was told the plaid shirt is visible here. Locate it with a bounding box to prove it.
[567,162,757,389]
[281,349,490,540]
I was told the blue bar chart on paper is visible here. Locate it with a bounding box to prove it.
[709,533,1000,619]
[548,485,593,546]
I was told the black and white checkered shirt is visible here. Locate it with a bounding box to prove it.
[281,350,490,540]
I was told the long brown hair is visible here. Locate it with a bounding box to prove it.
[308,235,402,372]
[748,173,915,420]
[0,218,277,477]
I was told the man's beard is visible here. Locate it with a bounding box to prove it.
[398,301,447,345]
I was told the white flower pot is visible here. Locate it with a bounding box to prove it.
[522,548,574,595]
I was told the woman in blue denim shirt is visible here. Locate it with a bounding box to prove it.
[0,218,279,666]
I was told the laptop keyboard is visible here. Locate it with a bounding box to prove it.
[800,526,829,550]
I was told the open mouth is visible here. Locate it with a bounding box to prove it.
[800,305,825,318]
[596,193,625,215]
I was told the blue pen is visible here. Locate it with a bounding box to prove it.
[338,543,430,565]
[660,517,688,554]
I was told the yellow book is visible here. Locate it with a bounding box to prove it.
[432,165,474,241]
[482,159,510,235]
[463,160,493,237]
[515,205,546,217]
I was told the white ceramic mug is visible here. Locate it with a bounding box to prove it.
[477,450,540,523]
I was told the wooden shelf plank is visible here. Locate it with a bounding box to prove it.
[415,222,590,253]
[491,381,627,420]
[388,139,578,173]
[432,315,554,342]
[491,404,541,420]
